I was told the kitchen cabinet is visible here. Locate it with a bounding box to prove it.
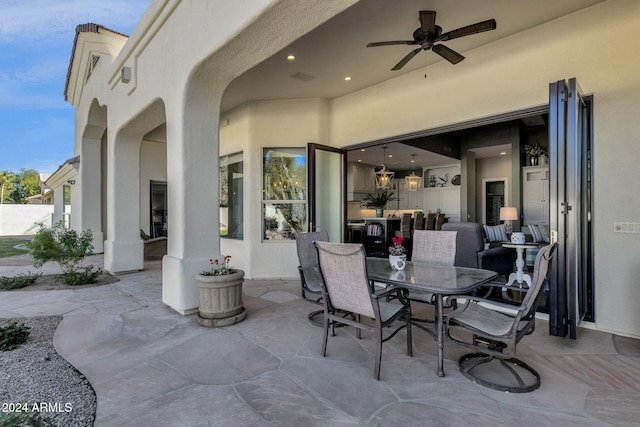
[394,178,422,210]
[347,162,376,201]
[423,187,460,222]
[522,166,549,225]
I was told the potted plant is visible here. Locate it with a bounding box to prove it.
[388,236,407,270]
[196,255,246,327]
[362,191,397,217]
[523,144,547,166]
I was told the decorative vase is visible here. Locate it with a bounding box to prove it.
[196,269,246,327]
[529,156,538,166]
[511,232,526,244]
[389,254,407,271]
[538,154,548,165]
[375,208,383,218]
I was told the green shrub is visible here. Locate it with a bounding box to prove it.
[0,410,56,427]
[0,272,42,290]
[27,221,100,285]
[60,266,102,286]
[0,322,30,351]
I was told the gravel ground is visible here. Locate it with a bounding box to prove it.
[0,316,96,426]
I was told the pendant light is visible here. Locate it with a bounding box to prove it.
[405,154,422,191]
[374,146,395,189]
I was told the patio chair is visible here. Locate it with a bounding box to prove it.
[314,241,412,380]
[408,230,457,330]
[295,230,329,326]
[445,243,557,392]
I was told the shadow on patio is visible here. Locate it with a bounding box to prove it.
[2,258,639,426]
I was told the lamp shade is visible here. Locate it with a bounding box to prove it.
[499,207,518,221]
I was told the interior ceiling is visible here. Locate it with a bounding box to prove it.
[218,0,602,170]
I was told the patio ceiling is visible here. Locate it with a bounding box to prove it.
[219,0,602,169]
[222,0,605,113]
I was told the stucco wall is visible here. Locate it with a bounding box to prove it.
[139,140,168,236]
[0,205,54,236]
[328,0,640,336]
[220,98,330,279]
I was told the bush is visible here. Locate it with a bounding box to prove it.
[0,410,56,427]
[61,266,102,286]
[0,322,30,351]
[27,222,100,285]
[0,272,42,290]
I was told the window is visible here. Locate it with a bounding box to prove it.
[220,152,243,239]
[262,147,306,240]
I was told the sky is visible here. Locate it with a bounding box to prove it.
[0,0,151,175]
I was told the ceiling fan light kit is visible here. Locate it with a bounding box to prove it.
[367,10,496,71]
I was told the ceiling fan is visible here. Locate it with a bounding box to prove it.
[367,10,496,70]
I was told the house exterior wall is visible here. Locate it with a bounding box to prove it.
[220,98,330,279]
[328,0,640,337]
[68,0,640,336]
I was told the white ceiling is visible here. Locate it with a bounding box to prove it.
[218,0,603,170]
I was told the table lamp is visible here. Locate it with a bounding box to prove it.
[499,206,518,235]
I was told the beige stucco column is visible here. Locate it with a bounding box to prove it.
[74,127,105,253]
[162,83,222,314]
[103,127,144,273]
[52,185,65,225]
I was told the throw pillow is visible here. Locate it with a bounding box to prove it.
[529,224,544,243]
[483,224,508,242]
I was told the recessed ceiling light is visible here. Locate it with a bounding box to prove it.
[360,148,366,152]
[388,154,393,158]
[286,54,295,61]
[344,76,352,81]
[357,159,362,162]
[500,152,507,155]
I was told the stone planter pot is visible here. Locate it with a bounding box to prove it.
[196,269,246,327]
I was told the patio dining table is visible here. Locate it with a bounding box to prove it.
[366,257,497,377]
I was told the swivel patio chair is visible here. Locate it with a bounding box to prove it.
[314,241,412,380]
[408,230,457,331]
[445,243,556,392]
[295,230,329,326]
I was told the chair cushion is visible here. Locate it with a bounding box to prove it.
[302,269,323,293]
[408,290,434,304]
[378,300,405,324]
[483,224,508,242]
[449,302,515,337]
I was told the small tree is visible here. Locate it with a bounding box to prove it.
[27,222,101,285]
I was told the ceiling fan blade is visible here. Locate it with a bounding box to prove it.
[432,44,465,64]
[419,10,436,36]
[439,19,496,41]
[367,40,417,47]
[391,48,422,70]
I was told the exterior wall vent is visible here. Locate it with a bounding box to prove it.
[85,55,101,84]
